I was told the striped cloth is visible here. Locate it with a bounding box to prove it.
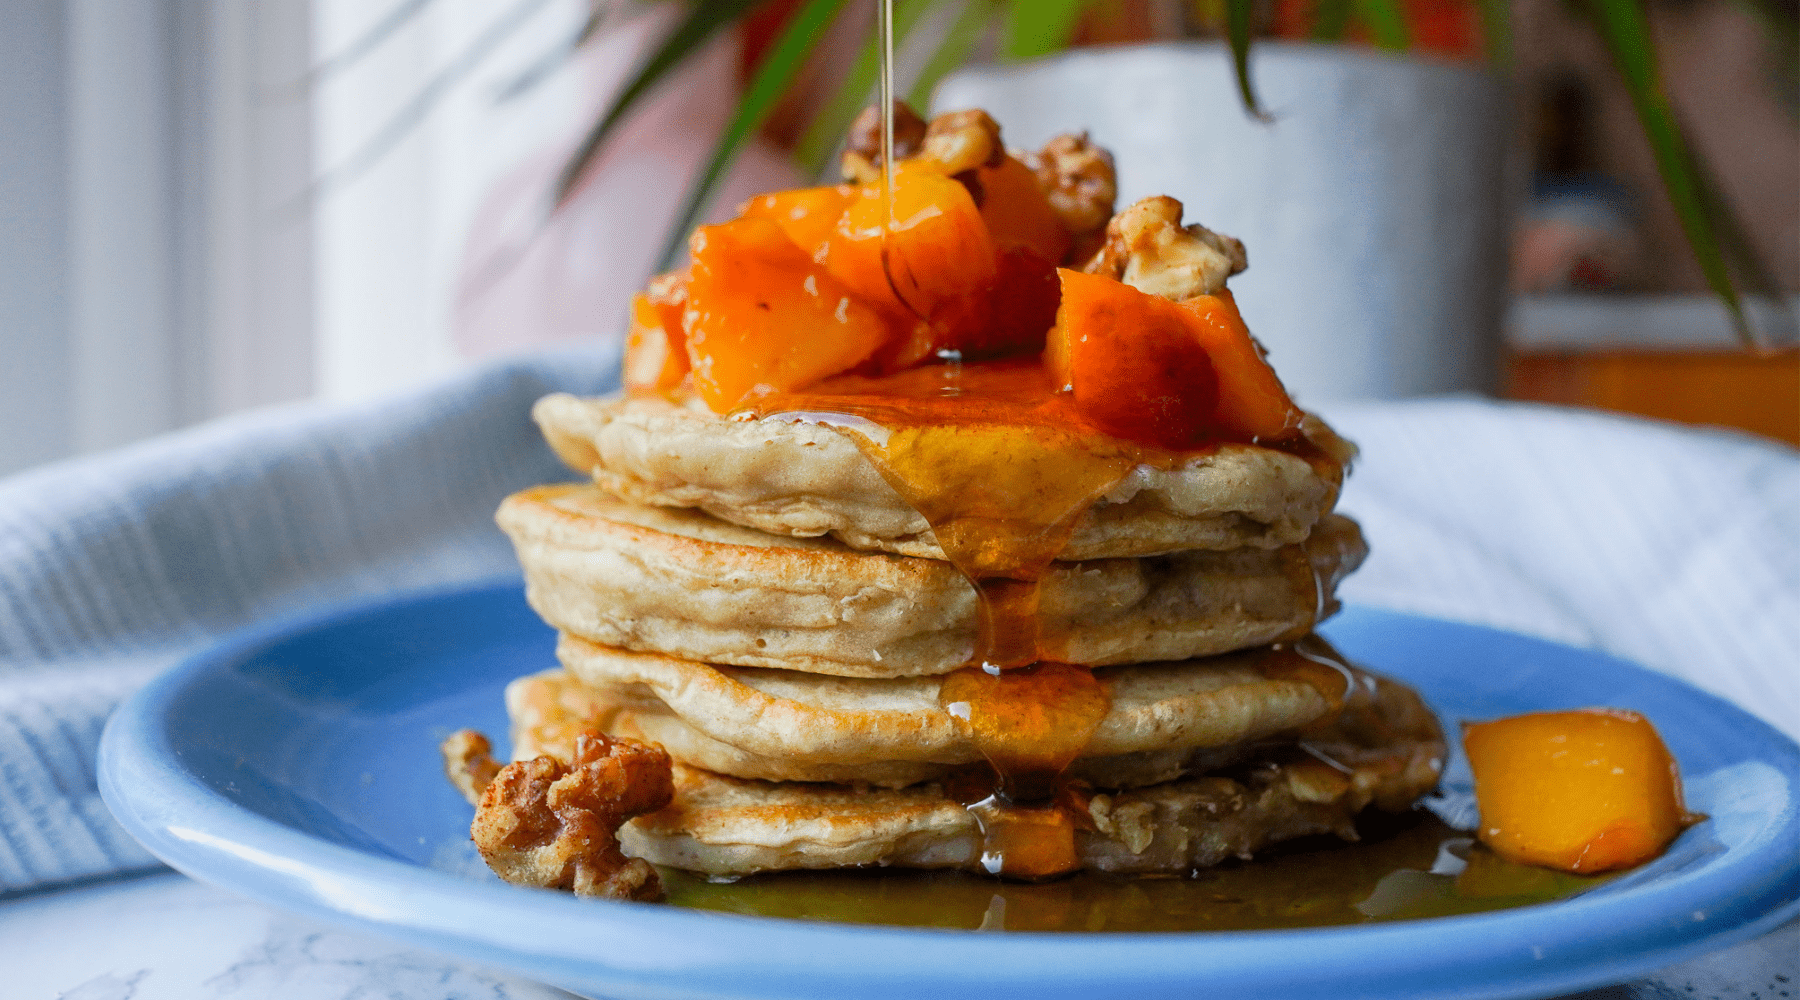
[0,354,1793,994]
[1328,398,1800,739]
[0,350,617,892]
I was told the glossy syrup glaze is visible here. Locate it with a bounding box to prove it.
[742,360,1340,879]
[663,812,1616,931]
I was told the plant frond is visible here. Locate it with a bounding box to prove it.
[554,0,763,208]
[656,0,852,270]
[794,0,936,179]
[909,0,999,109]
[1582,0,1760,346]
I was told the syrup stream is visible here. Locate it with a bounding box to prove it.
[747,365,1352,879]
[749,34,1352,876]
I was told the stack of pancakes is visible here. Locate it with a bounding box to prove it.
[492,391,1445,878]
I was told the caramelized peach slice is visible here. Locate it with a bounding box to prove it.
[1175,291,1301,441]
[1048,269,1219,449]
[737,185,854,257]
[684,217,893,412]
[978,155,1072,265]
[825,162,998,325]
[1464,708,1696,874]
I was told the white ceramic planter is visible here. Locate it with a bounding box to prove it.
[935,42,1509,403]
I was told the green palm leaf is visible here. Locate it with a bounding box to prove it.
[1471,0,1511,65]
[1581,0,1759,346]
[1001,0,1086,61]
[554,0,762,207]
[656,0,853,270]
[1312,0,1353,42]
[793,0,935,179]
[908,0,998,109]
[1225,0,1268,119]
[1352,0,1412,50]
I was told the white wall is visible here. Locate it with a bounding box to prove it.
[0,1,74,475]
[309,0,590,405]
[0,0,314,478]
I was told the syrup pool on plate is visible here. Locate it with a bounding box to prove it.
[662,812,1615,932]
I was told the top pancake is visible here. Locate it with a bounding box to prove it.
[499,483,1365,677]
[534,392,1354,561]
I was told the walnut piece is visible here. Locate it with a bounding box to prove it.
[1024,133,1118,247]
[459,729,674,901]
[1084,195,1247,301]
[442,729,502,806]
[919,109,1005,176]
[841,100,928,183]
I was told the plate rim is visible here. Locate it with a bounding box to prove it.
[98,579,1800,1000]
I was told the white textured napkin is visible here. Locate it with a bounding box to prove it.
[1326,397,1800,740]
[0,356,1792,995]
[0,350,618,893]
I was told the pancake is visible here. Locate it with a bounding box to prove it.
[532,392,1354,562]
[618,747,1442,877]
[505,666,1445,878]
[508,668,1260,790]
[499,484,1366,678]
[511,637,1441,789]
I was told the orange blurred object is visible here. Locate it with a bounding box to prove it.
[1463,708,1697,874]
[1505,348,1800,448]
[623,293,686,392]
[1176,291,1302,441]
[683,217,894,412]
[1048,269,1220,449]
[622,273,690,393]
[1267,0,1483,59]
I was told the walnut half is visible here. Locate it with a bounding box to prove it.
[446,729,675,901]
[442,729,502,806]
[1084,195,1247,301]
[1024,133,1118,257]
[841,100,928,183]
[919,109,1005,176]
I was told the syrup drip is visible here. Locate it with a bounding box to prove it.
[746,361,1353,879]
[873,0,922,324]
[939,662,1110,801]
[749,364,1162,877]
[663,811,1614,932]
[749,24,1350,865]
[1280,539,1328,636]
[749,363,1166,671]
[1254,635,1357,720]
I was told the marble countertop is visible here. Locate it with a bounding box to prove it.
[6,868,1794,1000]
[4,872,573,1000]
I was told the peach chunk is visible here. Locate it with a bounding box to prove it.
[977,155,1072,266]
[1175,291,1302,442]
[824,162,997,327]
[737,185,854,257]
[1048,268,1219,449]
[1464,708,1695,874]
[623,294,684,392]
[621,274,689,393]
[683,217,893,412]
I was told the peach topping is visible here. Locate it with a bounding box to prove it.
[624,103,1303,452]
[1463,709,1699,874]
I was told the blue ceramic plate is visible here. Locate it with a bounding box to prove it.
[100,580,1800,1000]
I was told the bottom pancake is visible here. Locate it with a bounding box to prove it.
[619,744,1440,877]
[501,661,1446,878]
